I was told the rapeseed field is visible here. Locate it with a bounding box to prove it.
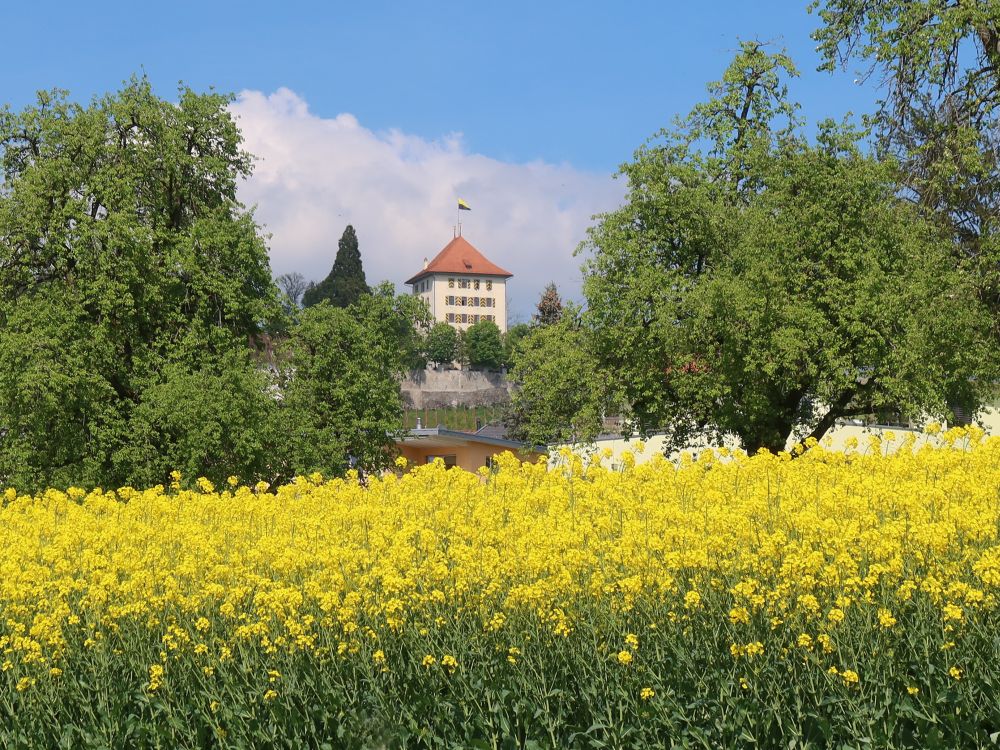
[1,427,999,748]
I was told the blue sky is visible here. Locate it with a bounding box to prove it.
[2,0,882,316]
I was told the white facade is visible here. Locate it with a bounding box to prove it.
[555,398,1000,468]
[412,273,508,333]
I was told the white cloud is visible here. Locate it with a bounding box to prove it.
[231,88,625,322]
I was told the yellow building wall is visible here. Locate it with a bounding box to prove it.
[399,443,544,473]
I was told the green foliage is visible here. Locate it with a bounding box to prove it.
[377,282,431,371]
[506,315,612,446]
[0,81,428,489]
[810,1,1000,338]
[403,405,506,431]
[810,0,1000,111]
[281,287,418,477]
[582,45,997,453]
[425,322,459,366]
[0,78,284,491]
[503,322,532,369]
[302,225,369,308]
[465,319,504,370]
[6,600,1000,749]
[118,350,283,487]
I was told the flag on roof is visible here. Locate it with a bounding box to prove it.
[458,199,471,211]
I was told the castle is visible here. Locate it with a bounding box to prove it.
[405,235,512,333]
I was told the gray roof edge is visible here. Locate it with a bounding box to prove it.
[402,427,537,451]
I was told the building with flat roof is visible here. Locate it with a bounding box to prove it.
[406,235,512,333]
[396,425,544,472]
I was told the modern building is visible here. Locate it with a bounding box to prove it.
[557,397,1000,469]
[405,235,512,333]
[396,425,545,472]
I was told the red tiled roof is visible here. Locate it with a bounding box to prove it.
[405,236,513,285]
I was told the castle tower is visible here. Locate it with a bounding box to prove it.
[405,236,512,333]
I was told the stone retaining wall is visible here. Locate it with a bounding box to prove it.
[401,368,514,409]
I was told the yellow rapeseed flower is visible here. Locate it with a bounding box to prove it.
[0,435,996,730]
[729,607,750,625]
[147,664,164,692]
[942,604,964,622]
[878,609,897,629]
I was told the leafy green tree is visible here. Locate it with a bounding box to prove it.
[425,322,459,366]
[384,283,431,371]
[811,1,1000,336]
[303,225,369,308]
[582,44,996,455]
[281,286,420,477]
[466,319,504,370]
[534,282,564,326]
[506,315,613,446]
[0,78,283,491]
[503,323,532,369]
[118,351,283,487]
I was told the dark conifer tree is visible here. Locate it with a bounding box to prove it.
[534,282,563,326]
[303,225,369,308]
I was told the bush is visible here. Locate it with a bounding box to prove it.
[465,319,504,370]
[424,322,458,366]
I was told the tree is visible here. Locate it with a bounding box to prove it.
[0,78,283,491]
[582,44,996,455]
[811,1,1000,338]
[465,319,504,370]
[534,282,564,325]
[276,272,309,311]
[503,323,532,369]
[302,225,369,308]
[384,283,431,371]
[281,287,419,477]
[119,350,284,487]
[425,322,459,366]
[506,315,613,446]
